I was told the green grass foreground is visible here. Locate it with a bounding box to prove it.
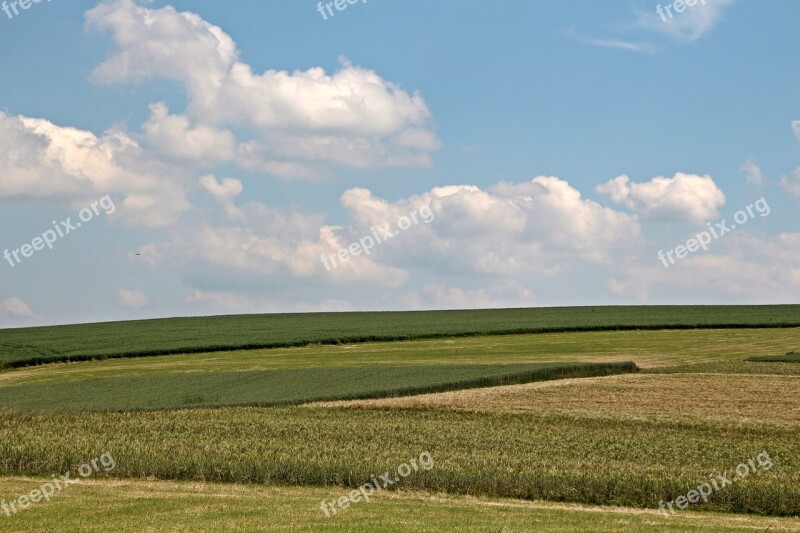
[0,362,637,412]
[0,406,796,516]
[0,305,797,368]
[0,478,798,532]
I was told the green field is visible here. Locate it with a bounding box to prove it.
[0,327,794,385]
[0,305,797,368]
[0,362,636,412]
[0,307,798,531]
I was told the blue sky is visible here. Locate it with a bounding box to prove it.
[0,0,798,326]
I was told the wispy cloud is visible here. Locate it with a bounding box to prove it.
[565,27,657,54]
[570,1,734,53]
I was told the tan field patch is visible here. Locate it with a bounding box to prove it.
[314,373,800,427]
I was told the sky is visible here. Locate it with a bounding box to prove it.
[0,0,798,327]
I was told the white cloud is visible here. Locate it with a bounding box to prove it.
[741,158,764,186]
[117,289,150,309]
[86,1,439,177]
[609,233,800,303]
[397,282,535,310]
[779,168,800,197]
[187,289,353,314]
[0,297,35,318]
[129,170,800,307]
[597,173,726,223]
[139,174,641,299]
[793,120,800,142]
[635,0,734,42]
[86,0,238,90]
[570,1,732,53]
[186,289,254,312]
[487,177,642,263]
[143,103,237,164]
[162,199,409,285]
[199,175,243,220]
[0,112,191,228]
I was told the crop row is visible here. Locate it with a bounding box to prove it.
[0,406,796,516]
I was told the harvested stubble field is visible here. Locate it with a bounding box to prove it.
[315,372,800,427]
[0,308,798,531]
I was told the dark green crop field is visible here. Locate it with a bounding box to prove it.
[0,362,636,412]
[0,305,797,369]
[746,351,800,363]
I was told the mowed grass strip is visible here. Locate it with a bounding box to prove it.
[0,305,797,368]
[0,407,796,515]
[317,373,800,428]
[1,478,798,533]
[0,362,636,412]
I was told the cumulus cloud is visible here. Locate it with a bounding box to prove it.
[199,175,244,220]
[161,188,410,285]
[0,297,35,318]
[0,111,190,227]
[779,168,800,197]
[596,173,725,224]
[608,233,800,303]
[156,176,641,288]
[130,169,800,307]
[741,158,764,186]
[86,0,238,89]
[488,177,641,260]
[143,103,237,164]
[86,0,439,177]
[117,289,150,309]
